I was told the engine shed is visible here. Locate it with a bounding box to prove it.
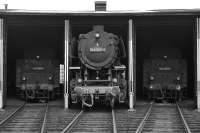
[0,8,200,109]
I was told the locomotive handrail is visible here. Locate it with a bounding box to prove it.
[135,102,153,133]
[61,110,83,133]
[0,102,25,126]
[40,103,49,133]
[176,102,191,133]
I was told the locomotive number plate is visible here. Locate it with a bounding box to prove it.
[158,67,171,71]
[32,67,45,70]
[89,47,106,52]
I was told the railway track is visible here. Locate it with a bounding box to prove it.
[180,106,200,133]
[115,104,150,133]
[0,101,196,133]
[0,104,25,125]
[61,109,116,133]
[43,105,81,133]
[135,102,191,133]
[0,103,48,133]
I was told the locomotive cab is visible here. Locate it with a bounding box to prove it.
[69,25,127,108]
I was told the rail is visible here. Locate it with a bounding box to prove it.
[61,110,83,133]
[112,109,117,133]
[0,102,25,126]
[135,102,153,133]
[176,102,191,133]
[40,103,49,133]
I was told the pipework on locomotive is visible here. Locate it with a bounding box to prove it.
[69,25,127,108]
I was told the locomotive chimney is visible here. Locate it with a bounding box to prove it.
[93,25,104,32]
[95,1,107,11]
[4,4,8,10]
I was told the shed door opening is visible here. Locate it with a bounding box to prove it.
[6,16,64,102]
[136,16,194,101]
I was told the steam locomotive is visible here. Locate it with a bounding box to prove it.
[69,25,127,108]
[143,48,187,101]
[16,56,60,101]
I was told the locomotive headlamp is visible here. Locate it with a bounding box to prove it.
[48,75,53,81]
[36,55,40,60]
[149,85,153,89]
[22,76,26,81]
[176,76,180,81]
[95,33,100,38]
[150,76,154,81]
[113,78,117,83]
[78,78,82,83]
[48,76,53,80]
[176,85,181,91]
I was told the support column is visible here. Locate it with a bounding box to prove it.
[0,18,6,109]
[196,18,200,109]
[128,19,136,110]
[64,20,70,109]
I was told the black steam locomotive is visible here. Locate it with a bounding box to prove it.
[69,25,127,108]
[143,48,187,101]
[16,56,60,101]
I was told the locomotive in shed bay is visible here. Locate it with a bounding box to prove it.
[16,49,60,102]
[143,48,187,102]
[69,25,127,108]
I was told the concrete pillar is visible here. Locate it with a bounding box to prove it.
[0,18,6,109]
[64,20,70,109]
[128,19,136,110]
[196,18,200,109]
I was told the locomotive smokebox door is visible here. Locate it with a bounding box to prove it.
[78,25,118,70]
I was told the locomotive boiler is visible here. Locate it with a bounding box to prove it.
[69,25,127,108]
[143,48,187,101]
[16,56,60,101]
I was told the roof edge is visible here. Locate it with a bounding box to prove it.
[1,8,200,16]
